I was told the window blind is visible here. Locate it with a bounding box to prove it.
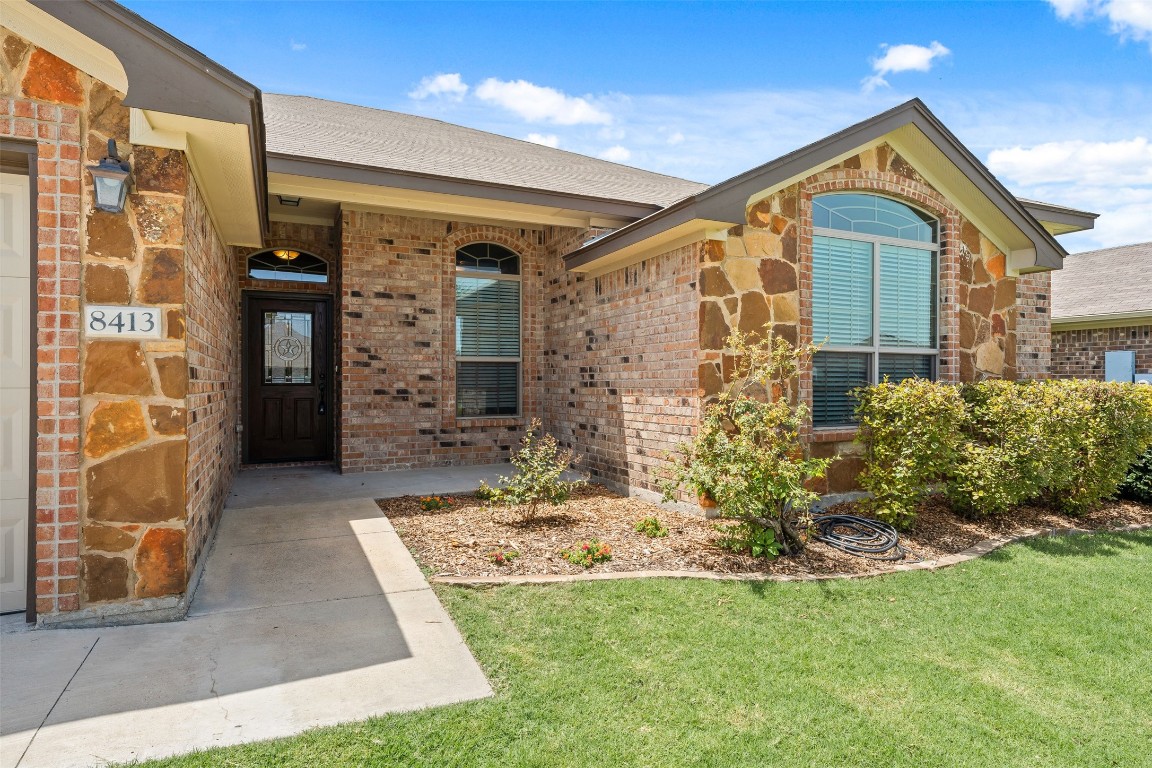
[879,244,936,348]
[457,362,518,416]
[812,236,873,346]
[812,352,870,427]
[455,277,520,357]
[879,354,933,382]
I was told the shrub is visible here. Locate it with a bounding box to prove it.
[634,516,668,538]
[855,378,1152,526]
[485,419,584,518]
[1119,446,1152,503]
[661,329,831,555]
[475,481,498,502]
[855,378,967,528]
[715,521,780,559]
[560,539,612,568]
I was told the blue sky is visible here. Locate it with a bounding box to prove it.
[122,0,1152,251]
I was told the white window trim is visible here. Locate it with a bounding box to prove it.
[812,217,940,427]
[454,260,522,419]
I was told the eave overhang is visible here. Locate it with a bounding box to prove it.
[23,0,267,245]
[267,153,658,229]
[1052,310,1152,331]
[565,99,1079,276]
[1019,198,1099,236]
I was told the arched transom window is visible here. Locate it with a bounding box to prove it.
[248,248,329,283]
[455,243,521,417]
[811,193,939,427]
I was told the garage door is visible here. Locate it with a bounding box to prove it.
[0,171,31,614]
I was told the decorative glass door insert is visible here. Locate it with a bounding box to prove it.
[263,311,313,384]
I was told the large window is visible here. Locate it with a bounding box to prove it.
[811,193,938,427]
[455,243,521,416]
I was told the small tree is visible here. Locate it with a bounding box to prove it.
[487,419,584,519]
[661,329,831,556]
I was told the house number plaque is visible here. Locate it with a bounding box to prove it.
[84,305,164,339]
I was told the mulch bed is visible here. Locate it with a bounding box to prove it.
[379,485,1152,580]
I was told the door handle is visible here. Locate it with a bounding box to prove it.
[318,371,327,415]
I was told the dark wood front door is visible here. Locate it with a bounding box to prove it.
[244,294,331,463]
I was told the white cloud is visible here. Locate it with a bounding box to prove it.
[1048,0,1152,50]
[525,133,560,148]
[599,145,632,163]
[290,40,307,52]
[987,137,1152,186]
[667,131,685,145]
[862,41,951,92]
[409,73,469,101]
[474,78,612,125]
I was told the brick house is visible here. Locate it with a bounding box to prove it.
[1050,242,1152,380]
[0,0,1096,626]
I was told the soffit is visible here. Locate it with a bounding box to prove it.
[268,171,637,231]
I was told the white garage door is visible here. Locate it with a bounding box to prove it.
[0,171,31,614]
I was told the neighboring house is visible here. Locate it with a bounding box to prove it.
[0,0,1096,627]
[1050,242,1152,380]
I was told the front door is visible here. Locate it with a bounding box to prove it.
[245,295,331,463]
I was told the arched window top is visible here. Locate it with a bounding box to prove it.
[248,248,328,283]
[456,242,520,275]
[814,193,937,244]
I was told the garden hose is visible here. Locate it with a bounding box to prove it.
[810,514,910,561]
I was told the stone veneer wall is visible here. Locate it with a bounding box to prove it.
[699,143,1031,495]
[2,34,85,616]
[338,211,544,471]
[2,31,231,622]
[183,175,237,575]
[1051,324,1152,379]
[542,228,700,495]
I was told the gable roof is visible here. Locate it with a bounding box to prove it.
[564,99,1078,276]
[1051,241,1152,327]
[264,94,707,210]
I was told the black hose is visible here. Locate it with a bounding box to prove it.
[810,513,910,561]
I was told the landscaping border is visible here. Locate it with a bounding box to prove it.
[429,523,1152,587]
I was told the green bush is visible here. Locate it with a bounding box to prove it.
[1119,446,1152,503]
[855,379,1152,527]
[661,329,831,556]
[855,378,967,528]
[486,419,584,519]
[634,516,668,538]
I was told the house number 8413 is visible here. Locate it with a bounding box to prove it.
[84,305,164,339]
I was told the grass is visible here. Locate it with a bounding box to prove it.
[135,531,1152,768]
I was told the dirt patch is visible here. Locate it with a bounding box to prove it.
[380,486,1152,579]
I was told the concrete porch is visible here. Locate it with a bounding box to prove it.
[0,464,505,768]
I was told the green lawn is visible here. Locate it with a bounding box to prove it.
[139,531,1152,768]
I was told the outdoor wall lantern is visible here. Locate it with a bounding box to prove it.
[88,139,131,213]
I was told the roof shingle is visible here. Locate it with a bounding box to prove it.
[1051,241,1152,320]
[263,94,708,208]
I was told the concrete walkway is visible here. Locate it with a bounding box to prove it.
[1,465,504,768]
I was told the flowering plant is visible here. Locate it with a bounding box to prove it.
[634,516,668,538]
[487,549,519,566]
[560,539,612,568]
[419,495,454,511]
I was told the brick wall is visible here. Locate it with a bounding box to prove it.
[184,174,237,575]
[1015,271,1050,379]
[543,229,699,495]
[1052,324,1152,379]
[4,34,86,616]
[338,211,545,471]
